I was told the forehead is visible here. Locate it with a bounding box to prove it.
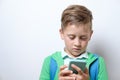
[63,23,91,34]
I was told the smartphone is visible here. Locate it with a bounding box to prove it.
[68,60,86,74]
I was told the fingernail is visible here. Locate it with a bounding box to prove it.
[70,71,73,73]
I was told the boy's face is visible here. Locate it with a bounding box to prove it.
[60,23,93,57]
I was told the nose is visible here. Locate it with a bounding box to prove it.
[74,38,81,47]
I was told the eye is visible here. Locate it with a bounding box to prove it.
[68,35,75,40]
[80,36,88,40]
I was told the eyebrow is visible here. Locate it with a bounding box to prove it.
[67,34,75,36]
[67,33,88,36]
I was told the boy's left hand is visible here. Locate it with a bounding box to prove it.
[71,64,89,80]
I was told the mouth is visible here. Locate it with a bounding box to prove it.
[72,48,81,52]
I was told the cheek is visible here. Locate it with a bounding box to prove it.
[64,38,73,46]
[81,41,88,47]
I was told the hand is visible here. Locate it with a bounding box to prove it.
[59,65,76,80]
[71,64,89,80]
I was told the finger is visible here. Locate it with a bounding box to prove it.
[84,67,89,74]
[71,64,83,75]
[59,70,73,76]
[59,76,76,80]
[60,65,67,71]
[70,73,76,77]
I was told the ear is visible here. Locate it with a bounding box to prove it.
[59,29,64,40]
[89,30,93,40]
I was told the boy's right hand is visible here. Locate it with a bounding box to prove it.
[58,65,76,80]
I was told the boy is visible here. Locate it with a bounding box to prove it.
[40,5,108,80]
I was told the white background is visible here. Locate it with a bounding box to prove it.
[0,0,120,80]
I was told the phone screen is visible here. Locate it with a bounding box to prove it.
[68,60,86,74]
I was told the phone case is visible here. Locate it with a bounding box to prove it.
[68,60,86,74]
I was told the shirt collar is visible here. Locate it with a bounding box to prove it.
[61,49,88,59]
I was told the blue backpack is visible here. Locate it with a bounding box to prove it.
[50,54,99,80]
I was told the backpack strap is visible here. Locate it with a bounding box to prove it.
[90,54,99,80]
[50,57,57,80]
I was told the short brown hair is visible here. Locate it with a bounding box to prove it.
[61,5,93,30]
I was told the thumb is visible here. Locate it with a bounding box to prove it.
[84,67,89,74]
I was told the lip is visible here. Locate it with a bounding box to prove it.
[72,48,81,51]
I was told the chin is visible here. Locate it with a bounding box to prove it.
[72,53,81,57]
[72,51,84,57]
